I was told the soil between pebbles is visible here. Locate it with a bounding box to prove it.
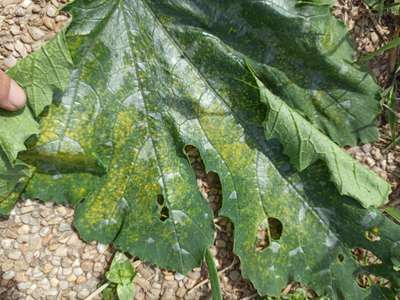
[0,0,399,299]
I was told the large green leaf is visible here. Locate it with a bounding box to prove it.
[1,0,399,298]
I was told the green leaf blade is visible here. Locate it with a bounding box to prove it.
[252,74,391,207]
[117,284,135,300]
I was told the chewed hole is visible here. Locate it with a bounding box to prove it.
[281,282,318,298]
[352,248,382,266]
[365,227,381,242]
[256,217,283,252]
[184,145,222,216]
[356,273,391,289]
[268,217,283,240]
[160,206,169,222]
[156,194,169,222]
[337,254,344,263]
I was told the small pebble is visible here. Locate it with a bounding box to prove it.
[37,278,50,289]
[55,14,68,22]
[31,4,41,13]
[43,17,55,30]
[59,280,69,290]
[54,245,68,257]
[21,0,32,8]
[96,243,107,254]
[46,5,57,17]
[371,32,379,44]
[76,275,86,284]
[8,250,22,260]
[28,27,45,40]
[2,0,21,6]
[46,288,58,296]
[361,144,371,153]
[14,39,27,56]
[50,277,59,288]
[2,271,16,280]
[364,157,375,167]
[81,260,93,272]
[73,267,83,276]
[58,222,71,232]
[17,282,31,290]
[174,273,185,281]
[67,274,77,282]
[10,25,20,35]
[15,6,25,17]
[1,239,13,249]
[77,288,90,299]
[39,226,50,236]
[51,256,62,266]
[4,43,14,51]
[4,56,17,68]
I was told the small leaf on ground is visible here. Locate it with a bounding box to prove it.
[106,253,135,285]
[117,283,135,300]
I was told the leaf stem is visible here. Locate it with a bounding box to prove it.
[205,248,222,300]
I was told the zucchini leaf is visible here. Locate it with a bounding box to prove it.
[0,0,398,298]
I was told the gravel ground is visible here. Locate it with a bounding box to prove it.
[0,0,399,299]
[0,200,113,300]
[0,0,69,70]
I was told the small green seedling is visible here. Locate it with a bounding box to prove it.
[102,252,136,300]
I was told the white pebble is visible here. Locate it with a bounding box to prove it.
[8,250,22,260]
[96,243,107,254]
[2,271,16,280]
[1,239,13,249]
[73,267,83,276]
[17,282,31,290]
[59,280,69,290]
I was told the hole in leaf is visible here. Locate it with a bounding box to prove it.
[281,282,318,298]
[268,217,283,240]
[52,87,64,106]
[184,145,222,216]
[356,273,391,289]
[159,206,169,222]
[156,194,169,222]
[256,217,283,251]
[337,254,344,263]
[364,227,381,242]
[352,248,382,266]
[206,171,222,215]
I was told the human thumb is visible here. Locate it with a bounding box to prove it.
[0,70,26,111]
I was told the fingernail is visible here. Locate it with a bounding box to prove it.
[8,79,26,110]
